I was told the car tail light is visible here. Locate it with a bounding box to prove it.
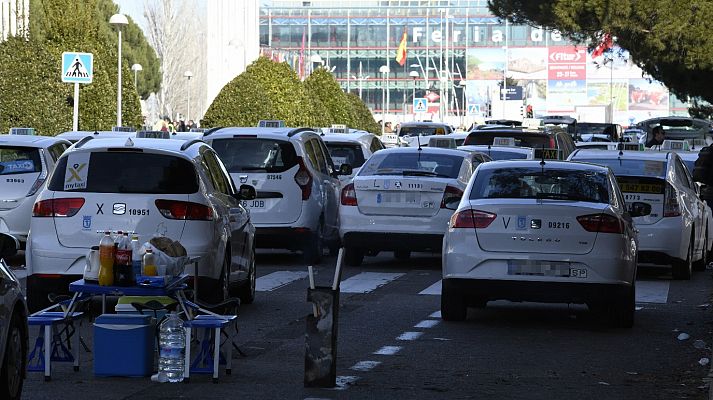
[577,213,623,234]
[449,209,496,229]
[440,185,464,208]
[549,137,556,148]
[26,177,46,197]
[341,183,358,206]
[663,183,681,217]
[155,200,213,220]
[32,198,85,217]
[294,157,312,200]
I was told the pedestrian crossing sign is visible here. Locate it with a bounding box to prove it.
[413,98,427,113]
[62,52,93,84]
[467,104,480,115]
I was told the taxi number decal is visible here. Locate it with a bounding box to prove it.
[548,222,570,229]
[624,194,641,201]
[267,174,282,180]
[5,178,24,183]
[128,209,149,216]
[408,183,422,189]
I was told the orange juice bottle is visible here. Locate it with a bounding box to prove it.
[98,231,115,286]
[142,249,157,276]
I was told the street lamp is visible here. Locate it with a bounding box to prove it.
[184,71,193,122]
[351,61,370,100]
[458,80,467,128]
[379,65,390,134]
[109,13,128,127]
[131,63,142,90]
[409,70,419,121]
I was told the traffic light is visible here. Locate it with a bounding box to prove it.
[485,103,492,117]
[519,105,526,117]
[526,105,534,118]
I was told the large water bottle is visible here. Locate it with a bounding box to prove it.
[130,235,142,279]
[158,312,185,382]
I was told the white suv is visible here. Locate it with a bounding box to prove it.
[26,137,256,311]
[204,126,347,263]
[0,134,70,247]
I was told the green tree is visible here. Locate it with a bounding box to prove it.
[0,0,143,134]
[201,73,274,127]
[346,93,381,134]
[304,68,355,126]
[31,0,161,99]
[488,0,713,103]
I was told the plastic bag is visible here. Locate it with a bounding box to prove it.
[140,242,189,277]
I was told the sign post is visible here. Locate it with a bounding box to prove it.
[62,52,94,131]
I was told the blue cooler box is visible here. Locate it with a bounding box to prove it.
[94,314,154,377]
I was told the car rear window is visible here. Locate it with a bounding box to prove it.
[481,149,529,161]
[0,146,41,175]
[398,125,447,137]
[48,152,198,193]
[575,159,667,179]
[359,152,465,179]
[463,132,552,148]
[325,143,366,168]
[470,167,609,203]
[210,138,297,173]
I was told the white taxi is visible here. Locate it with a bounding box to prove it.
[569,149,711,279]
[442,161,643,326]
[321,131,385,184]
[0,133,70,246]
[27,137,257,311]
[339,147,474,266]
[382,122,453,148]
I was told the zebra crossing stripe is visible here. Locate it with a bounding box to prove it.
[256,271,308,292]
[340,272,405,293]
[419,280,441,295]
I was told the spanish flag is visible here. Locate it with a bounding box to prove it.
[395,31,407,66]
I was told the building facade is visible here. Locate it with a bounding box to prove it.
[260,0,686,126]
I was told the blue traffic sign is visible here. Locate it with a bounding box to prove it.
[62,52,93,84]
[413,98,427,113]
[467,104,480,115]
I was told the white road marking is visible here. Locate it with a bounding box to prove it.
[255,271,307,292]
[350,361,381,372]
[414,320,440,329]
[339,272,404,293]
[419,279,671,304]
[373,346,402,355]
[334,376,359,390]
[396,331,423,341]
[429,311,442,319]
[419,280,441,295]
[636,280,670,304]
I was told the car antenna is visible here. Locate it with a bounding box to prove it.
[540,144,546,172]
[618,136,624,157]
[487,143,492,157]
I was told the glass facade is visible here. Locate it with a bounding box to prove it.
[260,0,688,125]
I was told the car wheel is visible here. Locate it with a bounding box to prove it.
[0,312,25,400]
[693,232,708,271]
[394,250,411,260]
[303,224,324,265]
[237,251,256,305]
[672,239,693,280]
[441,280,467,321]
[608,283,635,328]
[208,254,230,304]
[344,247,364,267]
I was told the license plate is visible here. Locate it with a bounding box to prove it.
[378,192,421,204]
[507,260,572,277]
[241,200,265,209]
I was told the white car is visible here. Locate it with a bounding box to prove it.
[569,149,711,279]
[446,132,470,146]
[382,122,453,148]
[321,131,385,184]
[204,126,347,263]
[26,137,257,311]
[0,134,70,246]
[442,160,643,326]
[339,147,475,266]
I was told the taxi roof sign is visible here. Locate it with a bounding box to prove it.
[661,140,690,151]
[136,130,170,139]
[617,142,644,151]
[493,137,516,147]
[111,126,135,133]
[428,137,456,149]
[533,148,562,160]
[258,120,285,128]
[9,127,35,135]
[329,124,349,134]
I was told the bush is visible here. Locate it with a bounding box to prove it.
[304,68,355,126]
[346,93,381,134]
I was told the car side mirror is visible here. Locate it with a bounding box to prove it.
[338,163,353,176]
[0,233,19,260]
[444,197,461,211]
[628,201,651,218]
[235,184,256,201]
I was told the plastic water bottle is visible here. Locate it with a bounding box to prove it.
[130,235,142,279]
[158,312,185,382]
